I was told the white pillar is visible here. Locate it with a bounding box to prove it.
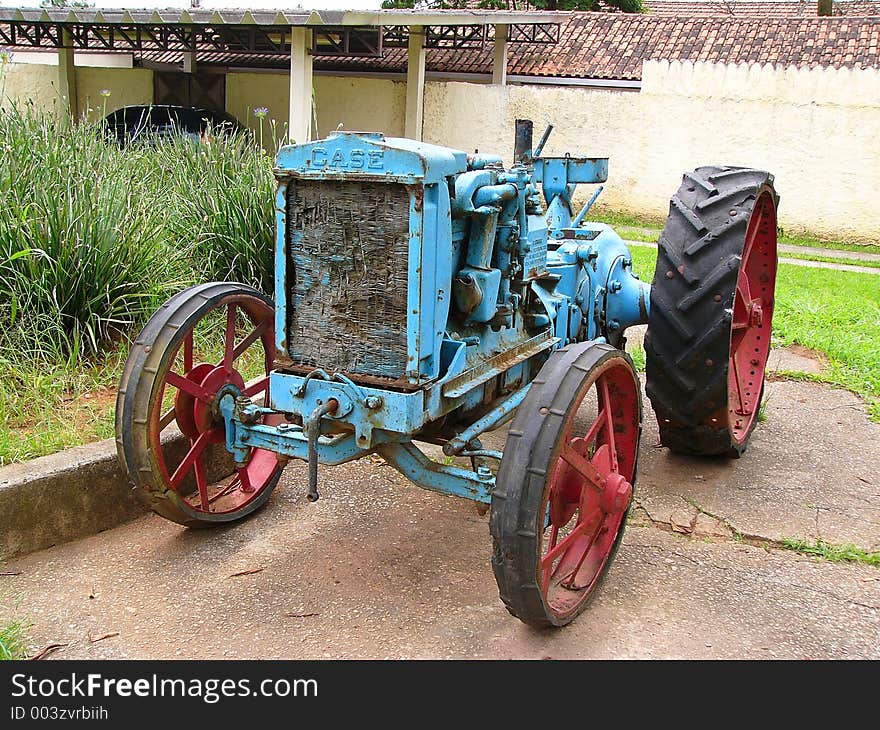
[289,26,314,144]
[492,24,508,86]
[58,30,77,118]
[405,25,426,141]
[182,52,196,74]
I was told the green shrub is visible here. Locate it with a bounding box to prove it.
[158,131,276,293]
[0,105,277,364]
[0,106,185,361]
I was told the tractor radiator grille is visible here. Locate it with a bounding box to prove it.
[286,180,411,379]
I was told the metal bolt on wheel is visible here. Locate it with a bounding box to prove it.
[490,343,642,628]
[116,282,283,527]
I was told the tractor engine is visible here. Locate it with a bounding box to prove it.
[269,121,648,447]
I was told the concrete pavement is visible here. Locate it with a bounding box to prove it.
[2,351,878,659]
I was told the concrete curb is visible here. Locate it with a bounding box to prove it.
[0,436,231,560]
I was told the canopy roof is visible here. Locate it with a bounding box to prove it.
[0,7,567,27]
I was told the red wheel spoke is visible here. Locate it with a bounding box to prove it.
[730,353,747,415]
[223,303,237,374]
[560,444,605,492]
[169,429,221,489]
[231,319,269,363]
[243,376,269,398]
[166,371,213,403]
[193,452,209,510]
[736,273,752,309]
[599,378,619,472]
[581,409,606,448]
[158,407,176,431]
[739,201,762,275]
[183,332,193,373]
[562,520,604,589]
[238,467,255,494]
[540,524,561,595]
[540,520,592,571]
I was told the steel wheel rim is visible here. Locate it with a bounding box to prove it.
[149,293,280,516]
[728,189,777,444]
[538,358,640,620]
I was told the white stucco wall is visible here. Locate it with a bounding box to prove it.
[423,61,880,242]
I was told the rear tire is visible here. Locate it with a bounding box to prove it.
[645,166,779,457]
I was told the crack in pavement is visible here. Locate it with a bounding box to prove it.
[632,498,879,568]
[627,541,880,611]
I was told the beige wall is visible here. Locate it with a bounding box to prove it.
[75,67,152,120]
[423,61,880,242]
[313,75,406,138]
[1,62,66,116]
[225,70,290,146]
[1,61,152,119]
[224,71,406,146]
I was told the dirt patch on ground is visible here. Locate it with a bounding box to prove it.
[766,344,827,376]
[9,388,116,441]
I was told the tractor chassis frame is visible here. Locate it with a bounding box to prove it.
[218,371,536,505]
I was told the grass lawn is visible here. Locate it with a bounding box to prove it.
[0,617,28,660]
[592,208,880,258]
[628,244,880,421]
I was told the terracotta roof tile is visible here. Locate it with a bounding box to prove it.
[131,12,880,81]
[643,0,880,16]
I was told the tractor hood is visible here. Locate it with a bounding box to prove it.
[274,131,468,183]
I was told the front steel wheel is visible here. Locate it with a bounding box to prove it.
[116,282,283,527]
[490,343,642,628]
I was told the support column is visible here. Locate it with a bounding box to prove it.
[57,30,77,119]
[492,24,508,86]
[289,26,314,144]
[182,52,196,74]
[405,25,426,141]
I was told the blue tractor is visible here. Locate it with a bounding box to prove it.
[117,120,779,627]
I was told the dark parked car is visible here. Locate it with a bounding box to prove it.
[102,105,244,146]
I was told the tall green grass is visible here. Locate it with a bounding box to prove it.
[0,110,177,361]
[160,131,276,293]
[0,105,276,364]
[0,104,278,462]
[0,617,28,660]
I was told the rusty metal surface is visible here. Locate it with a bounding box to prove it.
[286,180,410,379]
[441,330,557,399]
[274,363,424,393]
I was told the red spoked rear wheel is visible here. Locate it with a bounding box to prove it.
[491,343,642,628]
[116,283,283,527]
[645,166,779,457]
